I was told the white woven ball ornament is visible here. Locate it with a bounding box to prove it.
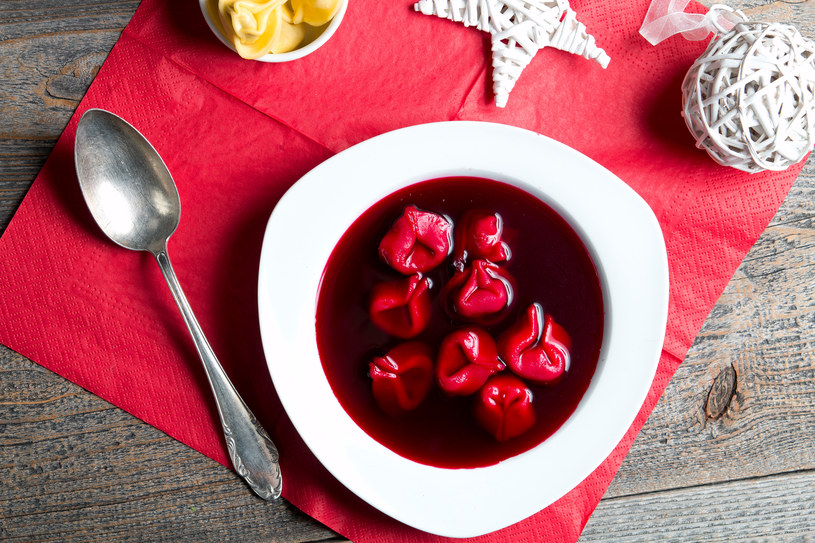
[682,20,815,173]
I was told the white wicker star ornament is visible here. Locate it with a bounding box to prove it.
[414,0,610,107]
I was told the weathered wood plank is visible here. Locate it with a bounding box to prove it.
[0,1,137,235]
[0,345,342,543]
[0,1,134,131]
[582,470,815,541]
[0,1,138,41]
[730,0,814,34]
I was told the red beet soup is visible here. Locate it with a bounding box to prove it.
[315,177,604,468]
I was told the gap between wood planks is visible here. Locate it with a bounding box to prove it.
[599,465,815,502]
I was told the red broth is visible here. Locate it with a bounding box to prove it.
[315,177,604,468]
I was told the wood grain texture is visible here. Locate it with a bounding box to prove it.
[582,471,815,541]
[0,346,341,543]
[0,0,813,541]
[0,1,138,234]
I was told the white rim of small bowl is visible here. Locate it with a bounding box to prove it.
[198,0,348,62]
[258,121,669,538]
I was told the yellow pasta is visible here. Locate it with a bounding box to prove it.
[290,0,342,27]
[217,0,341,59]
[272,4,307,54]
[218,0,285,59]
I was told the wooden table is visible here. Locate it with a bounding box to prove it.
[1,1,813,541]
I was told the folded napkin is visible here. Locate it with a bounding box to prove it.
[0,0,805,541]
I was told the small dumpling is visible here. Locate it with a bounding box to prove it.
[218,0,285,59]
[452,209,510,269]
[435,327,504,396]
[378,205,453,275]
[442,259,514,325]
[290,0,343,27]
[271,3,307,54]
[497,303,571,385]
[369,274,433,339]
[369,342,434,416]
[473,374,536,442]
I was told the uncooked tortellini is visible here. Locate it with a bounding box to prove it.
[217,0,341,59]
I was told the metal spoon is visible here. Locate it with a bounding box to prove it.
[74,108,282,500]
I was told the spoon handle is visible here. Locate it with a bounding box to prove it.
[153,247,282,500]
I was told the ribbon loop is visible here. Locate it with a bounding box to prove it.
[639,0,746,45]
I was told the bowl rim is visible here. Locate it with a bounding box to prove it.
[258,121,670,537]
[198,0,348,62]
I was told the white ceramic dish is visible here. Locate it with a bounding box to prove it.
[258,121,669,538]
[199,0,347,62]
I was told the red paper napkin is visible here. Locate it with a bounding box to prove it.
[0,0,805,541]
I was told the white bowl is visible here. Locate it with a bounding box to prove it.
[199,0,347,62]
[258,121,669,537]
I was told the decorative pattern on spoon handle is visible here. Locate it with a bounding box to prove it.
[223,417,283,500]
[153,248,283,501]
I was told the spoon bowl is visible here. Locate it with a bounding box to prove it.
[76,110,179,252]
[74,108,282,500]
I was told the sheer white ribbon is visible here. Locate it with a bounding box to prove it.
[638,0,745,45]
